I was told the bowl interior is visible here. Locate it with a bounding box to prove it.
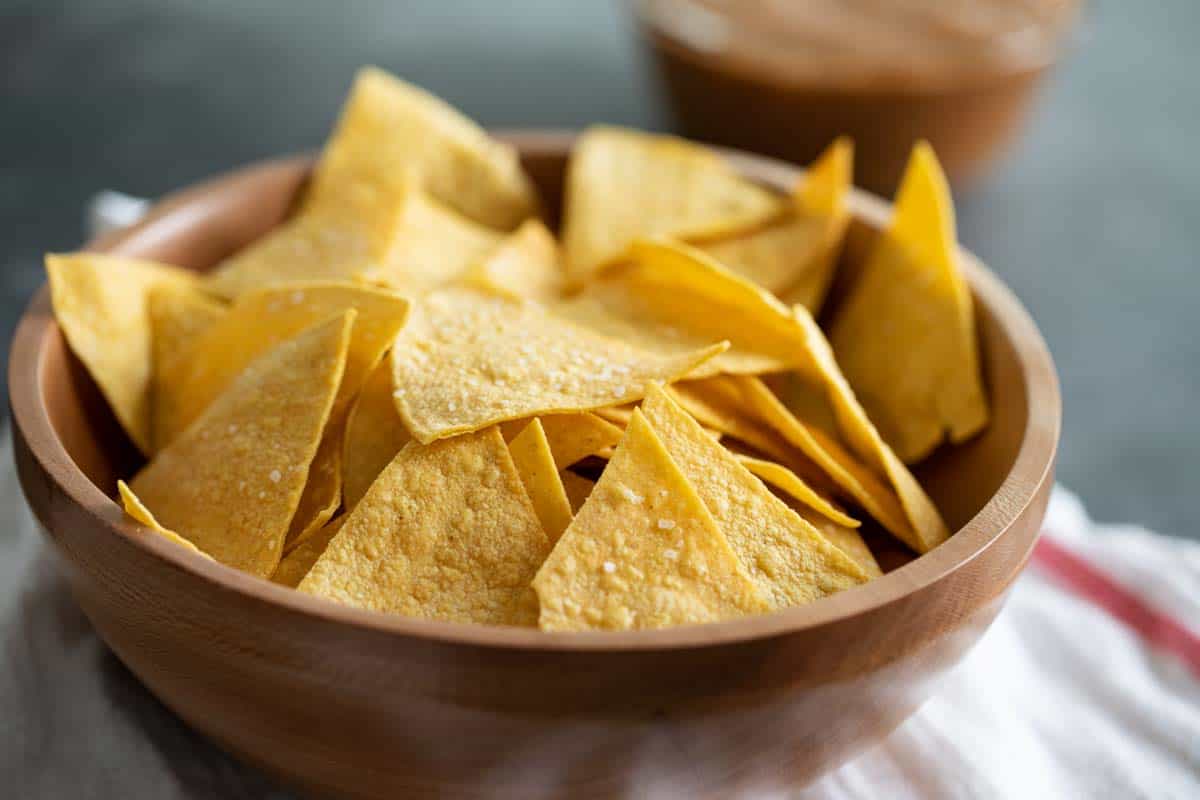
[30,135,1047,593]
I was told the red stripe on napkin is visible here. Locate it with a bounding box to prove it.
[1032,535,1200,677]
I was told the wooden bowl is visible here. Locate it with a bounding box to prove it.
[8,134,1060,799]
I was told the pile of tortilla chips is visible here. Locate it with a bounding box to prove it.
[46,67,988,632]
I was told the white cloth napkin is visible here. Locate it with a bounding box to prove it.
[1,423,1197,798]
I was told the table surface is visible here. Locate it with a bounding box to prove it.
[2,0,1197,539]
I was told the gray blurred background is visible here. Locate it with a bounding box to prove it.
[2,0,1197,538]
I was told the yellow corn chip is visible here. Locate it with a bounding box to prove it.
[500,412,623,469]
[299,428,550,626]
[790,503,883,579]
[788,308,950,552]
[557,238,811,377]
[272,517,346,589]
[456,219,563,302]
[533,411,769,631]
[117,480,212,559]
[130,312,352,577]
[507,419,574,544]
[562,126,781,282]
[701,139,852,312]
[593,403,635,428]
[640,384,867,607]
[727,373,918,546]
[734,455,860,529]
[830,142,988,463]
[46,253,199,454]
[390,286,727,443]
[207,179,502,300]
[304,67,536,231]
[206,209,393,299]
[355,187,504,295]
[560,471,595,513]
[154,281,408,450]
[668,380,800,467]
[148,283,226,374]
[284,414,345,551]
[341,357,411,510]
[798,137,854,219]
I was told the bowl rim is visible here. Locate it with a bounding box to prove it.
[8,131,1061,652]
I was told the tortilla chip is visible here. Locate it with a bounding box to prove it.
[668,380,801,468]
[533,411,769,631]
[830,142,988,463]
[561,126,781,283]
[556,238,811,377]
[284,414,345,551]
[734,455,860,529]
[560,471,595,513]
[46,253,199,454]
[299,427,550,626]
[790,503,882,579]
[640,384,868,607]
[341,357,411,510]
[117,480,212,559]
[788,308,950,552]
[390,286,726,443]
[154,281,408,450]
[272,517,346,589]
[593,403,635,428]
[205,209,393,299]
[701,139,852,312]
[456,219,563,302]
[500,412,623,469]
[355,186,504,295]
[130,312,352,577]
[304,67,536,231]
[148,283,226,374]
[726,374,918,546]
[507,420,574,544]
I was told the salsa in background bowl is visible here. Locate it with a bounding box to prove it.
[636,0,1082,193]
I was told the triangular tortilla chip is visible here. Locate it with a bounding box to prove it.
[640,384,867,607]
[668,380,807,469]
[341,357,411,510]
[284,414,345,551]
[556,238,813,377]
[206,179,501,299]
[507,420,574,544]
[46,253,199,454]
[593,403,635,428]
[724,373,919,547]
[304,67,536,231]
[500,412,623,470]
[785,309,950,552]
[155,282,408,450]
[390,286,726,443]
[456,219,563,302]
[299,428,550,626]
[205,209,394,299]
[355,187,504,295]
[787,501,882,579]
[734,455,860,529]
[561,126,781,283]
[701,138,853,312]
[272,517,346,589]
[533,411,769,631]
[117,481,212,560]
[829,142,988,463]
[560,471,595,513]
[148,283,226,374]
[130,312,353,577]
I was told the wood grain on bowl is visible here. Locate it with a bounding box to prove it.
[8,135,1059,799]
